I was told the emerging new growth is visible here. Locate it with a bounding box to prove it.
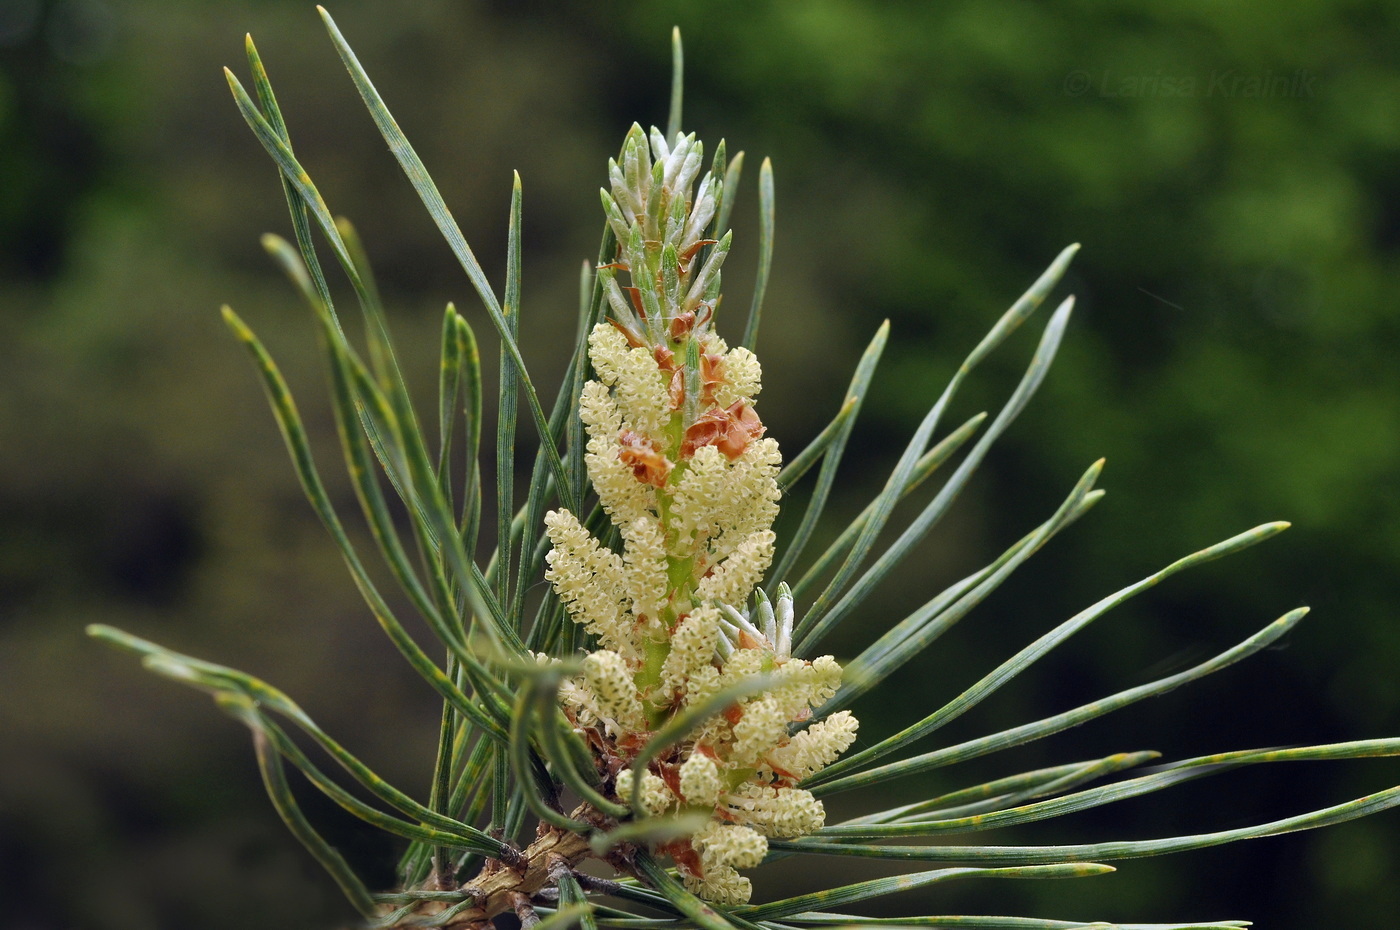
[543,125,857,904]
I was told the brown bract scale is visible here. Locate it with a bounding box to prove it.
[678,238,717,271]
[667,367,686,411]
[650,343,688,411]
[700,352,726,406]
[669,309,696,341]
[617,429,673,487]
[681,400,766,459]
[609,316,647,349]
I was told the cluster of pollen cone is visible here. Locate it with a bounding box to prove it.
[539,124,859,905]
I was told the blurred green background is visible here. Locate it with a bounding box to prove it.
[4,0,1400,926]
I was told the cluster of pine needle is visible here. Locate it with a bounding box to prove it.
[91,9,1400,929]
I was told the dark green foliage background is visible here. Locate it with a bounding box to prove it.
[3,1,1399,926]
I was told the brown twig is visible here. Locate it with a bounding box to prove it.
[402,806,605,928]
